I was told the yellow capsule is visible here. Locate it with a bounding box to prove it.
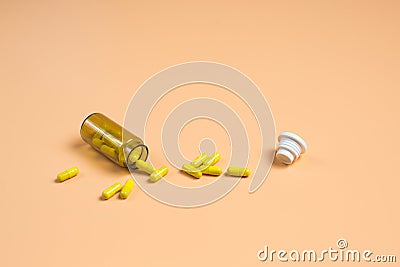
[102,182,123,200]
[227,166,251,177]
[128,148,142,164]
[182,163,202,179]
[102,124,122,137]
[109,129,122,138]
[118,149,127,166]
[57,167,79,182]
[100,145,117,158]
[92,137,104,148]
[136,159,156,174]
[120,179,134,199]
[190,153,208,168]
[199,152,221,171]
[209,152,221,165]
[203,165,223,176]
[150,166,168,182]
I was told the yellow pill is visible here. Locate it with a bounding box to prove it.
[227,166,251,177]
[57,167,79,182]
[190,153,208,168]
[102,182,123,200]
[199,152,221,171]
[150,166,168,182]
[109,129,122,137]
[102,124,122,137]
[118,150,127,166]
[203,165,222,176]
[182,163,202,179]
[128,148,142,164]
[92,137,104,148]
[100,145,117,158]
[120,179,134,199]
[209,152,221,165]
[136,159,156,174]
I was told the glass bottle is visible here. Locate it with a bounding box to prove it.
[80,113,148,168]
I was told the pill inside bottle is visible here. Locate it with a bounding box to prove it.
[80,113,148,168]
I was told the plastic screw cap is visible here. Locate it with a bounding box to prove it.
[276,132,307,165]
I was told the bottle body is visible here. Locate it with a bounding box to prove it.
[80,113,148,168]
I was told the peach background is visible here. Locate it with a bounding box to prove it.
[1,1,399,266]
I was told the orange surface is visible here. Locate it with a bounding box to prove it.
[1,1,399,266]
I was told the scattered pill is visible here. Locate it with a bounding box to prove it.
[276,132,307,165]
[208,152,221,165]
[120,179,134,199]
[227,166,251,177]
[150,166,168,182]
[190,153,208,168]
[100,145,117,158]
[182,163,202,179]
[57,167,79,182]
[203,165,223,176]
[135,159,156,174]
[199,152,221,170]
[102,182,123,200]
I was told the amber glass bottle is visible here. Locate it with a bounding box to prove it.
[80,113,148,168]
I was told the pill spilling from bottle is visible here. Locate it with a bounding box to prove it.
[136,160,156,175]
[150,166,169,182]
[56,112,308,202]
[135,159,169,182]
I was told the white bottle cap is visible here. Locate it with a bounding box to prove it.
[276,148,295,164]
[276,132,307,165]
